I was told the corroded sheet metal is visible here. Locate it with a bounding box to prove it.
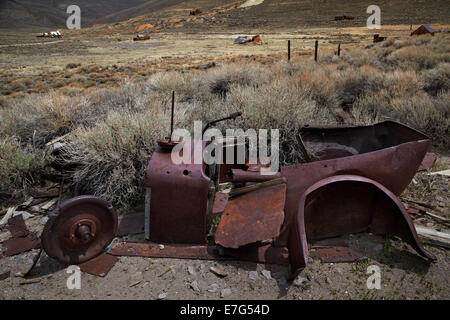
[108,242,227,261]
[145,141,210,244]
[287,175,437,278]
[278,121,431,246]
[116,211,145,236]
[3,236,40,257]
[2,215,40,257]
[230,169,281,183]
[215,184,286,249]
[418,152,437,171]
[79,252,118,277]
[8,215,29,238]
[212,192,229,215]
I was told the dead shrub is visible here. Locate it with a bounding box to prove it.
[0,137,53,205]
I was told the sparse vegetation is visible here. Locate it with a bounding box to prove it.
[0,34,449,209]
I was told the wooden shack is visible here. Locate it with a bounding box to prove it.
[411,25,435,36]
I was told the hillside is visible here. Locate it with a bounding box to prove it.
[0,0,149,28]
[100,0,450,33]
[0,0,65,29]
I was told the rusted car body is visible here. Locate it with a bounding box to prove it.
[143,120,435,276]
[41,120,436,277]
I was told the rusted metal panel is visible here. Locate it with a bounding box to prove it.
[215,184,286,249]
[212,192,229,215]
[146,141,210,244]
[287,175,437,278]
[3,236,40,257]
[79,252,118,277]
[116,211,145,236]
[278,121,431,247]
[2,215,40,257]
[418,152,437,171]
[108,242,227,261]
[229,169,281,183]
[8,215,29,238]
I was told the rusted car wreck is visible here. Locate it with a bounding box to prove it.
[41,115,436,279]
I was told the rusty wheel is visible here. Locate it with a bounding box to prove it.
[42,196,118,265]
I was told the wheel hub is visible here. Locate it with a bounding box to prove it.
[42,196,117,265]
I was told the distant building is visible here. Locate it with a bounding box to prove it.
[373,34,386,43]
[190,9,202,16]
[411,24,435,36]
[334,15,355,21]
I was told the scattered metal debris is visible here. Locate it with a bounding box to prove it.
[234,35,262,45]
[2,215,40,257]
[79,253,118,277]
[133,34,150,41]
[418,152,437,171]
[335,15,355,21]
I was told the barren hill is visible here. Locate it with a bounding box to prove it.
[94,0,450,34]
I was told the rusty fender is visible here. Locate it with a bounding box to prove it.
[287,175,437,279]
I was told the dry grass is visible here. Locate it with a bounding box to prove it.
[0,137,53,204]
[1,34,449,209]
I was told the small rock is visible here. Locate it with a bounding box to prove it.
[325,277,332,285]
[335,267,343,275]
[261,270,272,280]
[249,271,260,281]
[190,280,200,292]
[40,217,49,225]
[207,283,219,293]
[158,244,165,250]
[220,288,232,298]
[158,292,167,300]
[210,267,227,277]
[12,211,34,220]
[29,206,41,213]
[293,276,308,287]
[188,266,196,276]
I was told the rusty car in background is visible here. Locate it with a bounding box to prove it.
[41,111,436,278]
